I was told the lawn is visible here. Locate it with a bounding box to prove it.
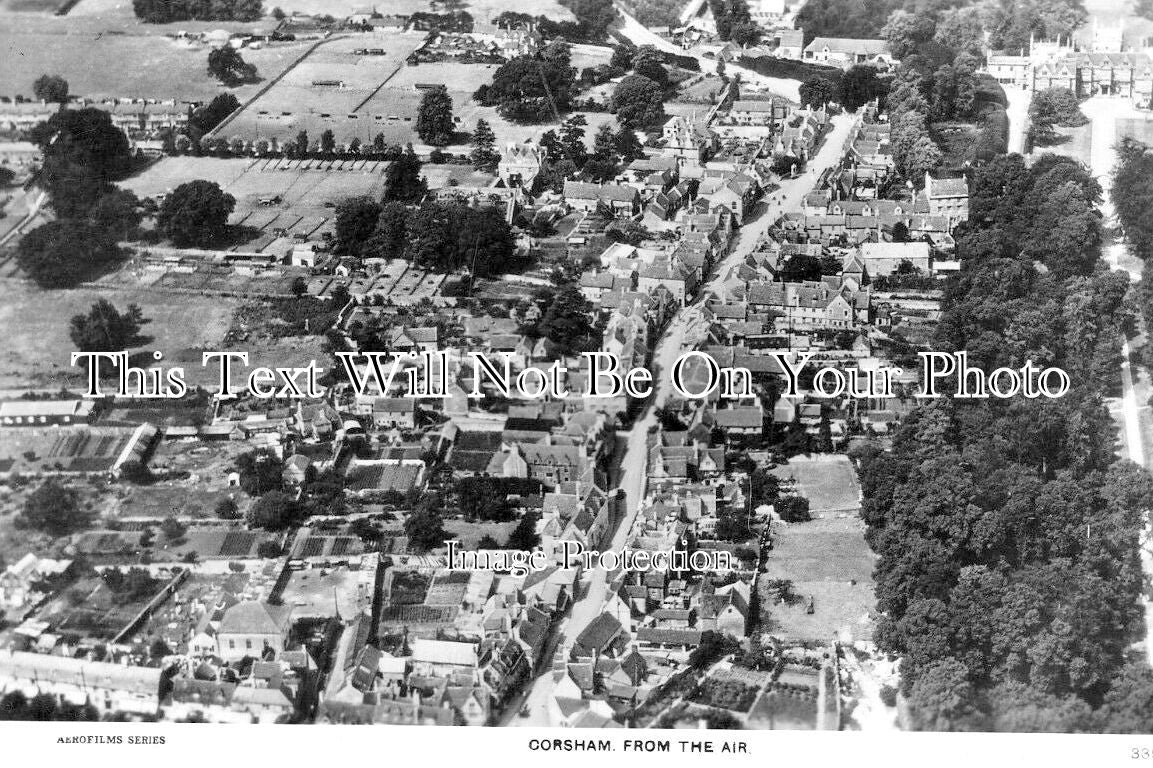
[0,281,240,390]
[1036,122,1093,165]
[1117,115,1153,146]
[759,515,876,644]
[771,454,861,514]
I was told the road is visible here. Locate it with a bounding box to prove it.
[613,3,801,103]
[504,112,857,725]
[1003,82,1030,155]
[1082,95,1153,667]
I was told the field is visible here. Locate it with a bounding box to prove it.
[0,17,310,102]
[120,155,389,260]
[280,565,366,618]
[0,281,240,390]
[759,515,876,644]
[771,454,861,514]
[0,426,134,475]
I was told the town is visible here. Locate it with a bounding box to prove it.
[0,0,1152,735]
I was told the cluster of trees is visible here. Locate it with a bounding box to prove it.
[532,113,644,192]
[859,149,1151,731]
[0,691,99,722]
[524,282,600,355]
[17,480,93,536]
[798,0,1085,55]
[1028,87,1087,144]
[133,0,262,23]
[555,0,618,41]
[333,197,523,277]
[707,0,759,46]
[20,107,138,287]
[474,42,577,123]
[69,299,149,353]
[622,0,683,27]
[611,73,667,128]
[207,46,259,87]
[454,477,545,522]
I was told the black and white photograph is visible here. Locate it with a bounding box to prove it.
[0,0,1151,762]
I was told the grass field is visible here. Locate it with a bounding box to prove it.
[0,282,240,390]
[771,454,861,513]
[0,23,310,102]
[759,515,876,643]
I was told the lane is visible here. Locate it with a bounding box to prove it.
[505,111,857,725]
[1083,95,1153,667]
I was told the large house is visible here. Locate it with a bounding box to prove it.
[562,181,640,215]
[803,37,891,69]
[217,601,294,661]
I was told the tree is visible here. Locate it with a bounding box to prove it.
[235,449,284,495]
[505,509,540,551]
[1100,662,1153,733]
[384,145,428,202]
[256,540,283,558]
[207,46,258,86]
[29,108,131,217]
[215,497,241,519]
[157,180,236,247]
[188,93,241,136]
[478,53,576,123]
[334,196,383,255]
[416,85,455,146]
[160,516,186,541]
[839,65,881,112]
[934,7,984,57]
[882,9,935,60]
[364,200,408,261]
[799,76,836,108]
[320,128,336,156]
[69,299,147,353]
[908,658,985,731]
[33,74,69,104]
[470,118,500,172]
[17,220,122,288]
[246,490,301,531]
[533,282,598,354]
[18,480,91,536]
[611,74,666,128]
[1029,87,1085,130]
[614,124,644,163]
[632,46,669,87]
[405,494,447,551]
[1113,137,1153,258]
[150,639,172,659]
[89,189,142,240]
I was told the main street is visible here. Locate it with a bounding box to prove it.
[503,111,857,725]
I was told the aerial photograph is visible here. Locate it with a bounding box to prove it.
[0,0,1151,739]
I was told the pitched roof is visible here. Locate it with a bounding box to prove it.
[218,601,292,636]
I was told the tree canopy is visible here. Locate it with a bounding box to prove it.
[18,480,92,537]
[416,85,455,146]
[69,299,148,353]
[17,219,123,288]
[156,180,236,247]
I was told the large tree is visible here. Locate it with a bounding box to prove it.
[839,65,882,112]
[799,76,836,108]
[384,145,428,202]
[33,74,69,104]
[156,180,236,247]
[17,220,122,288]
[476,49,576,124]
[29,107,132,217]
[416,85,455,146]
[533,282,598,354]
[18,480,92,536]
[69,299,148,353]
[334,196,383,254]
[405,493,447,551]
[611,74,666,129]
[207,46,258,87]
[469,118,500,172]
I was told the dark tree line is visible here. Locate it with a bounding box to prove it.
[856,149,1153,731]
[133,0,262,23]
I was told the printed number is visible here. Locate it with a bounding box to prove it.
[1132,747,1153,759]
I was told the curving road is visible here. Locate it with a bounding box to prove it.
[613,3,802,103]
